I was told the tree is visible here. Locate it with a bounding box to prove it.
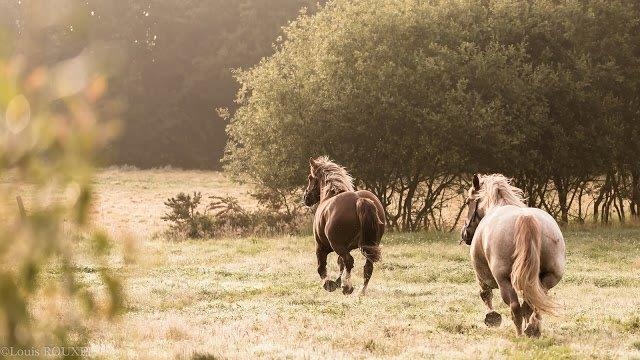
[2,0,324,168]
[225,0,524,230]
[224,0,640,228]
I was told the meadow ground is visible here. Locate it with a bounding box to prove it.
[69,170,640,358]
[90,167,256,236]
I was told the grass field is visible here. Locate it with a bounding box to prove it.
[77,170,640,358]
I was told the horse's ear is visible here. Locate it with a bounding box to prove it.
[473,174,480,190]
[309,157,317,172]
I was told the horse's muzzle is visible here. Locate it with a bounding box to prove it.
[460,222,473,245]
[303,190,319,207]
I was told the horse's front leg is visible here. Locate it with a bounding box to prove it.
[316,245,338,292]
[480,285,502,327]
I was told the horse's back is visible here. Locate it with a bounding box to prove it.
[473,205,565,287]
[315,190,385,252]
[495,207,565,267]
[315,192,359,244]
[527,208,566,276]
[355,190,386,227]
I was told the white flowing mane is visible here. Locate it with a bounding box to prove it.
[313,156,355,197]
[478,174,526,211]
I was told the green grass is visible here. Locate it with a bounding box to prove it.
[80,227,640,359]
[506,337,574,359]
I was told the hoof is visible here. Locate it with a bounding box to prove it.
[323,280,338,292]
[484,311,502,327]
[524,323,541,338]
[342,285,354,295]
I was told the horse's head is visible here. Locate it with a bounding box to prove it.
[303,156,355,206]
[461,174,485,245]
[303,157,321,206]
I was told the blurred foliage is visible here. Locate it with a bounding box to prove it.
[0,4,122,356]
[224,0,640,228]
[0,0,325,169]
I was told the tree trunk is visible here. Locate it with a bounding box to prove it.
[631,170,639,219]
[611,170,625,223]
[577,186,584,223]
[594,173,611,223]
[553,176,569,224]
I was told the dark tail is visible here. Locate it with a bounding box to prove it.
[356,198,383,262]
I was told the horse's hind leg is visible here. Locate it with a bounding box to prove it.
[335,256,344,287]
[339,252,355,295]
[521,301,534,326]
[521,300,541,338]
[524,272,561,337]
[523,308,542,338]
[359,259,374,296]
[498,279,524,336]
[317,246,338,292]
[480,286,502,327]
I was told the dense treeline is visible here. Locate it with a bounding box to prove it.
[1,0,322,168]
[224,0,640,229]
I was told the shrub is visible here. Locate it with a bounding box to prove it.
[162,190,309,239]
[207,195,252,235]
[162,192,214,238]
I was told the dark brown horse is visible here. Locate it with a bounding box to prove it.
[303,156,385,295]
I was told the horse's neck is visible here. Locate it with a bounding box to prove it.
[485,203,528,217]
[320,185,348,203]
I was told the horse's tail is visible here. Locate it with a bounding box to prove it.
[511,214,556,315]
[356,198,382,263]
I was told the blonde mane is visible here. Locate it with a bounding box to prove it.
[312,156,355,198]
[478,174,526,211]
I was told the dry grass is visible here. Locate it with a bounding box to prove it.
[91,167,256,236]
[89,231,640,359]
[34,169,640,358]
